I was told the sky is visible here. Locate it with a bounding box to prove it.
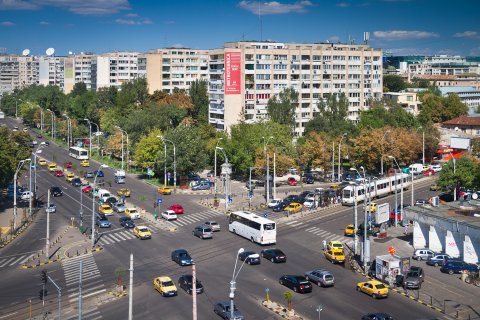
[0,0,479,57]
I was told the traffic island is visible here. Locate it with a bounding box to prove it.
[262,300,303,319]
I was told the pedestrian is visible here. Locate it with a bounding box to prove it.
[323,240,327,250]
[403,224,408,235]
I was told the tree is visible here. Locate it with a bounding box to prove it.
[132,129,163,168]
[189,79,209,124]
[438,156,479,191]
[70,82,88,97]
[418,92,468,124]
[283,290,294,311]
[267,88,298,132]
[298,132,332,171]
[0,128,31,187]
[383,75,407,92]
[358,100,419,130]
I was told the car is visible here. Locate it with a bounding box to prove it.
[440,260,479,275]
[192,182,211,191]
[279,275,312,293]
[284,194,300,203]
[98,204,113,215]
[50,186,63,197]
[423,168,435,176]
[103,196,117,206]
[344,224,355,236]
[71,178,82,187]
[119,216,135,228]
[413,248,436,261]
[23,128,29,132]
[168,203,184,214]
[64,161,73,169]
[213,300,244,320]
[284,202,303,213]
[171,249,194,266]
[93,170,104,177]
[117,188,131,197]
[84,171,94,179]
[415,199,429,206]
[429,164,442,172]
[113,202,126,214]
[356,280,389,299]
[327,240,344,252]
[400,270,423,289]
[238,251,260,265]
[45,203,56,213]
[153,276,177,297]
[48,163,57,172]
[193,225,213,239]
[133,226,152,239]
[114,174,125,184]
[267,198,282,208]
[80,159,90,167]
[82,185,92,193]
[125,207,140,219]
[260,248,286,263]
[272,201,289,212]
[158,186,172,195]
[204,220,220,232]
[430,183,441,191]
[65,172,75,182]
[303,174,314,184]
[161,210,177,221]
[54,170,64,177]
[38,159,47,166]
[439,193,454,202]
[44,141,49,146]
[304,269,335,287]
[96,214,111,228]
[19,190,33,201]
[361,313,395,320]
[426,253,451,267]
[324,248,346,264]
[178,275,204,294]
[36,133,42,138]
[287,177,298,186]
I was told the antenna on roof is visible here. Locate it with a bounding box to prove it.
[22,49,30,56]
[364,32,370,45]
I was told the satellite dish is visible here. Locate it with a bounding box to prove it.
[68,51,73,55]
[22,49,30,56]
[46,47,55,56]
[472,193,478,200]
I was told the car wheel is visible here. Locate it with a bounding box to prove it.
[293,287,298,293]
[233,229,236,234]
[279,280,283,285]
[434,262,439,267]
[250,236,254,242]
[317,281,322,287]
[247,260,250,265]
[270,258,275,263]
[187,288,191,294]
[448,269,454,275]
[261,252,264,257]
[372,294,377,299]
[356,286,360,291]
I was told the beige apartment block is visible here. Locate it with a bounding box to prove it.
[383,91,421,115]
[0,54,38,95]
[208,41,383,136]
[144,48,209,94]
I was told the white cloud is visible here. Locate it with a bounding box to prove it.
[39,20,49,25]
[238,1,313,15]
[337,2,350,7]
[453,31,479,39]
[115,17,152,25]
[0,21,15,26]
[387,47,432,55]
[0,0,131,15]
[125,13,137,17]
[327,35,340,42]
[373,30,439,40]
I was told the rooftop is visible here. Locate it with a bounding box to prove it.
[442,116,480,127]
[407,201,480,229]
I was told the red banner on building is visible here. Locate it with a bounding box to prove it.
[224,52,241,95]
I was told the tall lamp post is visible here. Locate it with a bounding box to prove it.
[229,248,252,319]
[214,138,223,194]
[91,164,108,248]
[46,109,55,140]
[13,159,31,230]
[216,147,229,210]
[33,142,46,211]
[263,136,273,203]
[352,166,370,271]
[83,118,92,157]
[448,152,457,201]
[115,126,129,172]
[349,167,359,255]
[380,130,390,176]
[389,156,403,227]
[338,133,347,182]
[63,114,71,147]
[163,137,177,193]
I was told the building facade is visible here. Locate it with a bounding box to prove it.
[38,56,65,90]
[92,52,141,90]
[64,53,96,94]
[0,54,38,96]
[383,91,422,115]
[208,41,383,136]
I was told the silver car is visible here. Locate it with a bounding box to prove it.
[304,269,335,287]
[204,220,220,232]
[113,202,126,213]
[413,249,436,261]
[193,225,213,239]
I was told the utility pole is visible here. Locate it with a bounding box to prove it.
[331,142,335,182]
[78,260,83,320]
[273,152,276,199]
[46,191,50,259]
[47,275,61,320]
[411,171,414,207]
[353,184,358,255]
[128,253,133,320]
[192,263,197,320]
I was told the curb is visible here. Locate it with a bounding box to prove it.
[20,246,103,269]
[0,219,33,249]
[261,300,303,319]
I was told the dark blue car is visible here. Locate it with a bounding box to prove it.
[171,249,194,266]
[440,260,478,275]
[94,170,104,178]
[119,216,135,228]
[273,201,289,212]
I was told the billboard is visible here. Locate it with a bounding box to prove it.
[375,203,389,224]
[450,136,470,150]
[224,52,241,95]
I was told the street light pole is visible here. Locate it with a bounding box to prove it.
[448,152,457,201]
[83,118,92,157]
[13,159,30,230]
[380,130,390,176]
[263,136,273,203]
[46,109,55,140]
[92,164,108,248]
[63,114,71,147]
[32,143,46,215]
[230,248,251,320]
[214,138,223,195]
[389,156,403,227]
[338,133,347,182]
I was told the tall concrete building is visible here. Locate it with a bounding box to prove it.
[64,53,96,94]
[0,54,38,96]
[144,48,209,94]
[208,41,383,136]
[38,56,65,90]
[92,52,141,90]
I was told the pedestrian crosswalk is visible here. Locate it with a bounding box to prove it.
[166,209,223,228]
[63,306,102,320]
[0,252,37,268]
[303,226,354,246]
[97,229,137,246]
[62,253,106,305]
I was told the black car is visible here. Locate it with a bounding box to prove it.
[303,174,314,184]
[178,275,203,294]
[50,186,63,197]
[439,193,454,202]
[279,275,312,293]
[105,196,118,206]
[44,141,49,146]
[361,313,395,320]
[238,251,260,265]
[272,201,289,212]
[298,191,311,203]
[171,249,194,266]
[71,178,82,187]
[119,216,135,228]
[261,248,286,263]
[284,194,300,203]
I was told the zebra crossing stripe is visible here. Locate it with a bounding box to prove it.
[180,215,199,223]
[285,220,298,225]
[314,230,330,236]
[304,227,318,232]
[9,255,28,266]
[121,231,136,239]
[114,232,129,241]
[192,211,212,219]
[18,254,35,265]
[290,222,304,227]
[0,257,17,267]
[99,237,112,245]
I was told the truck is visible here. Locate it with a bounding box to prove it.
[114,170,126,184]
[369,254,411,286]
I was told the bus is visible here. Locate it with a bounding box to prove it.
[228,211,276,245]
[69,146,89,160]
[341,173,411,206]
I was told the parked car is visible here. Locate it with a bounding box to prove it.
[413,248,436,261]
[303,174,314,184]
[279,275,312,293]
[168,204,184,214]
[397,268,423,289]
[415,199,429,206]
[440,260,479,275]
[426,253,451,267]
[439,193,455,202]
[304,269,335,287]
[287,177,298,186]
[213,300,244,320]
[238,251,260,265]
[171,249,194,266]
[267,198,282,208]
[192,182,210,191]
[119,216,135,228]
[178,274,204,294]
[161,210,177,221]
[260,248,286,263]
[193,225,213,239]
[429,164,442,172]
[50,186,63,197]
[204,220,220,232]
[356,280,389,299]
[423,168,435,176]
[153,276,177,297]
[133,226,152,239]
[283,194,300,203]
[45,203,56,213]
[96,214,111,228]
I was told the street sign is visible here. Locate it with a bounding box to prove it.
[265,288,270,293]
[248,191,253,199]
[157,197,163,204]
[228,196,232,204]
[167,172,171,178]
[264,212,268,218]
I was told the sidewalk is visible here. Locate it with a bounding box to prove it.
[0,192,37,249]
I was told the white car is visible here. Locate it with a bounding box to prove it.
[161,210,177,221]
[20,191,33,201]
[46,204,56,213]
[429,164,442,172]
[204,220,221,232]
[303,199,317,208]
[267,198,282,208]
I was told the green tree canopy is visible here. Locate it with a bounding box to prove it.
[358,100,419,130]
[189,79,209,125]
[0,128,32,187]
[438,157,479,191]
[267,88,298,132]
[418,92,468,124]
[383,75,407,92]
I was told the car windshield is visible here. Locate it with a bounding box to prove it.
[210,222,218,226]
[138,228,148,232]
[334,252,344,256]
[332,243,343,249]
[179,253,189,258]
[203,228,212,232]
[374,283,386,289]
[162,281,174,287]
[129,209,137,213]
[272,250,283,255]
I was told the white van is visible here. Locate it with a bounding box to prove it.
[97,189,111,200]
[409,163,424,175]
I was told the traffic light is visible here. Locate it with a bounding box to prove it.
[41,270,48,284]
[39,289,48,300]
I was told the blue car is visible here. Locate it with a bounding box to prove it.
[440,260,478,275]
[171,249,194,266]
[96,214,111,228]
[94,170,104,178]
[119,216,135,228]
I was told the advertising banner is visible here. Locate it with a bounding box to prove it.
[224,52,241,95]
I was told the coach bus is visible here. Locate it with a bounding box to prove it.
[228,211,276,245]
[69,146,89,160]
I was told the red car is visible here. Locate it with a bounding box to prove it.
[64,162,73,169]
[287,177,298,186]
[423,168,435,176]
[54,170,64,177]
[168,204,184,214]
[82,185,92,193]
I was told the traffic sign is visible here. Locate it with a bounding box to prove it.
[248,191,253,199]
[157,197,163,204]
[228,196,233,204]
[264,212,268,218]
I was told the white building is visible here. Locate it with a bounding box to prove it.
[408,55,479,77]
[38,56,65,90]
[92,52,141,90]
[0,54,38,95]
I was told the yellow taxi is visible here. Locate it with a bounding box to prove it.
[158,186,172,195]
[65,172,75,182]
[367,202,377,213]
[98,204,113,215]
[125,207,140,219]
[284,202,303,213]
[327,240,344,252]
[117,188,131,197]
[80,159,90,167]
[356,280,389,299]
[153,276,177,297]
[133,226,152,240]
[38,159,47,166]
[344,224,355,237]
[48,163,57,171]
[324,248,346,264]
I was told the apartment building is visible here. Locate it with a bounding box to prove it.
[38,56,65,90]
[144,48,209,94]
[64,53,96,94]
[208,41,383,136]
[383,91,421,115]
[92,52,141,90]
[407,55,479,77]
[0,54,38,95]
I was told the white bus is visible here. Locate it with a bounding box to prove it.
[229,211,276,245]
[69,146,89,160]
[341,173,411,206]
